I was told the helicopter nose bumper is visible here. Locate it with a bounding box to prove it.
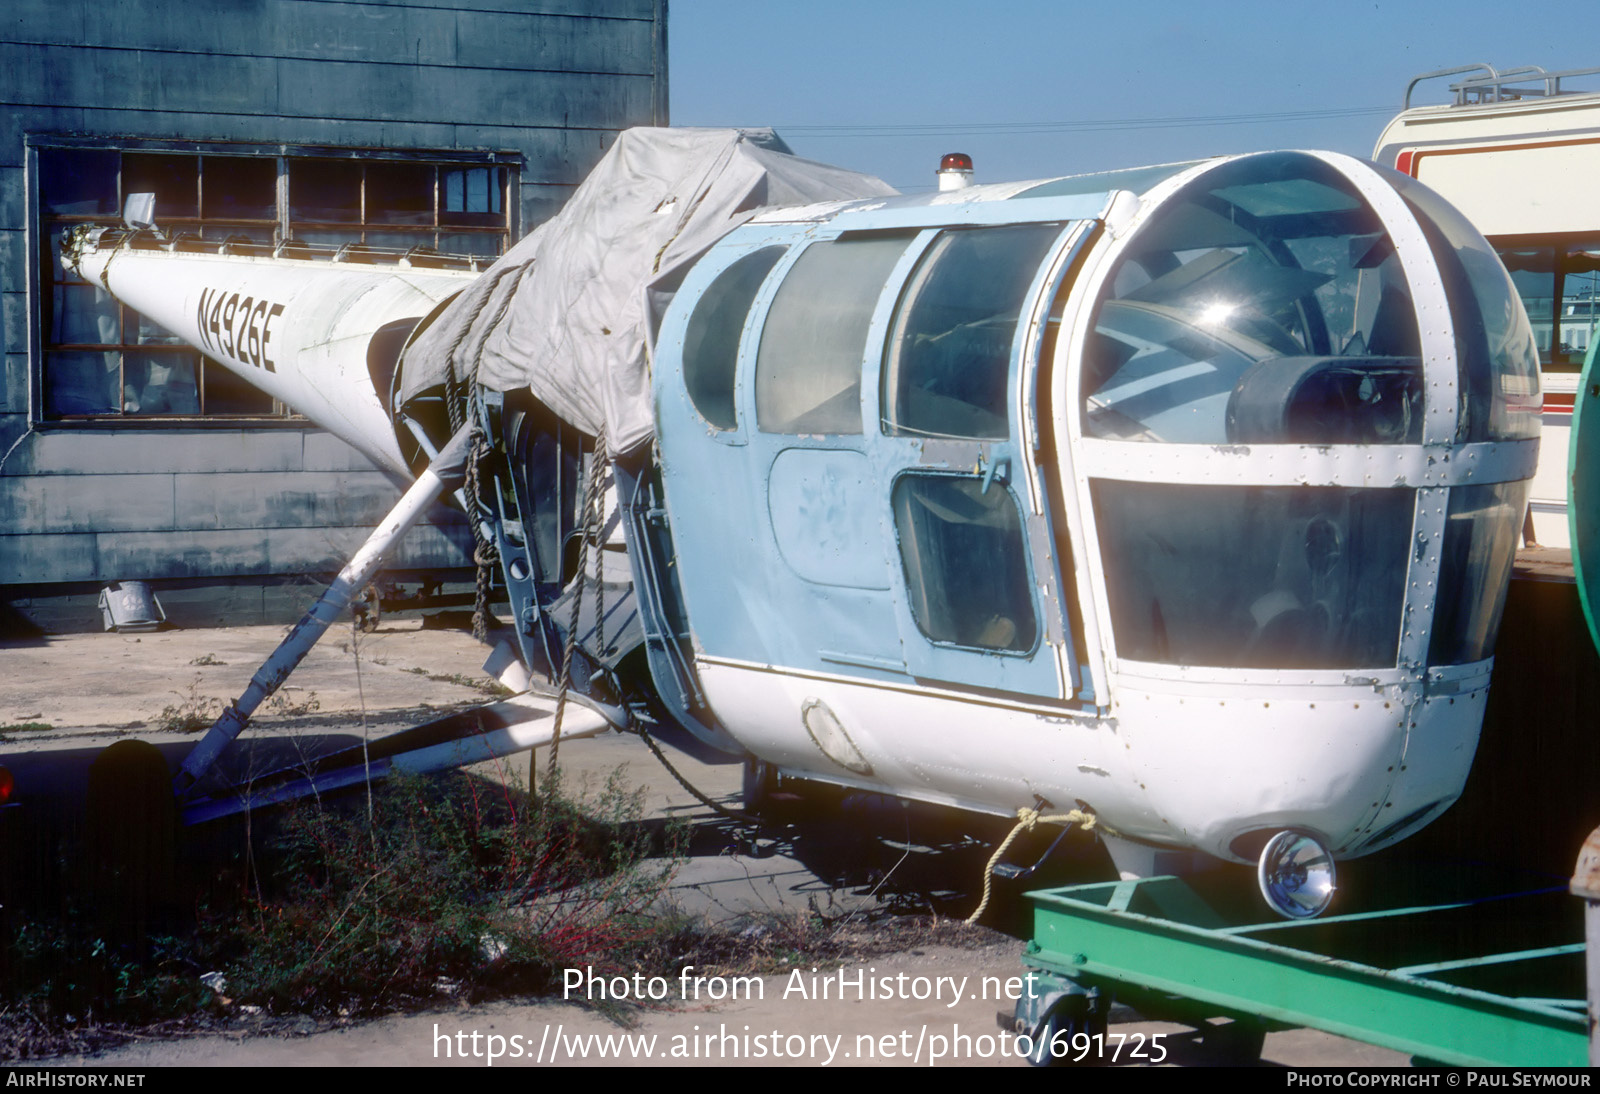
[1108,663,1491,862]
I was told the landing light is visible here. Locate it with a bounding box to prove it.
[1257,830,1336,919]
[0,765,12,806]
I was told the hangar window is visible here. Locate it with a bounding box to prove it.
[34,141,515,423]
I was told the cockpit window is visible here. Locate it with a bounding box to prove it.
[756,235,911,435]
[1082,153,1423,445]
[882,223,1061,440]
[1092,482,1412,669]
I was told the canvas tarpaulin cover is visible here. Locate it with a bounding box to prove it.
[398,127,898,458]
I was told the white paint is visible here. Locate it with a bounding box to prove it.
[71,243,473,476]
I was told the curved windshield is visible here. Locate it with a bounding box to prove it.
[1082,153,1422,445]
[1378,168,1542,443]
[1092,482,1413,668]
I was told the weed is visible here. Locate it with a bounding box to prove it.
[155,677,222,734]
[401,666,513,697]
[226,767,680,1016]
[0,722,53,734]
[263,690,321,718]
[188,653,227,666]
[1,764,688,1054]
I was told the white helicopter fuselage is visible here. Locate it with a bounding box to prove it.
[648,150,1538,867]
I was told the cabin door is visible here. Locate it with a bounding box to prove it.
[866,220,1092,701]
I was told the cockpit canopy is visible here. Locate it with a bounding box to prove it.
[1081,152,1540,448]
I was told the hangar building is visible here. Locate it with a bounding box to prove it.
[0,0,667,631]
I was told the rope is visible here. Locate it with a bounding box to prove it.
[441,262,523,429]
[547,424,608,778]
[465,431,500,643]
[966,806,1095,925]
[628,716,751,824]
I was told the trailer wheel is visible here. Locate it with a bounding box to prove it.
[1026,996,1107,1067]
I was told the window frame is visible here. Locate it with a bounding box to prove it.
[27,135,521,428]
[1489,231,1600,373]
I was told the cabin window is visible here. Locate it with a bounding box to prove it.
[1384,170,1543,443]
[755,235,910,435]
[881,223,1060,440]
[891,474,1038,653]
[1082,152,1424,445]
[34,142,515,423]
[682,246,786,430]
[1429,480,1528,665]
[1090,482,1413,669]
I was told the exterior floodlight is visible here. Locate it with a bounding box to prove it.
[1257,831,1336,919]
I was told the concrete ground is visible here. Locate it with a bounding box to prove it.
[2,618,1410,1067]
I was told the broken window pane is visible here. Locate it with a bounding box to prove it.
[39,148,118,216]
[54,285,120,346]
[202,360,275,415]
[290,159,362,222]
[366,163,433,225]
[202,156,276,221]
[133,309,186,346]
[38,143,511,422]
[122,153,199,219]
[44,352,120,416]
[365,229,436,252]
[436,231,501,257]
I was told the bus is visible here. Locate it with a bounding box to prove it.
[1375,63,1600,548]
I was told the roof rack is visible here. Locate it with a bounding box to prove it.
[1405,63,1600,110]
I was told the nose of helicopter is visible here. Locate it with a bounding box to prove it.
[1104,664,1490,864]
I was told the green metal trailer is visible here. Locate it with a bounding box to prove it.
[1017,874,1588,1066]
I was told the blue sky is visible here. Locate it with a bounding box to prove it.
[669,1,1600,192]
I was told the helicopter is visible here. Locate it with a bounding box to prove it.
[64,128,1541,919]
